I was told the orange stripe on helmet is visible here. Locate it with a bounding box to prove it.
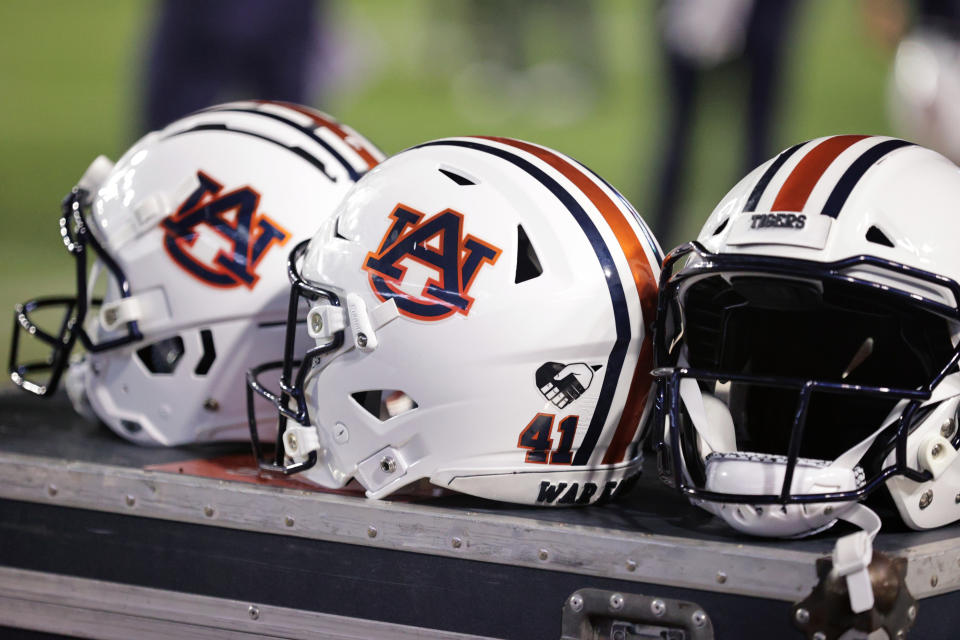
[479,136,657,465]
[263,101,380,169]
[771,135,868,212]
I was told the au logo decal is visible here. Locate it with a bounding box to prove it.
[161,171,290,289]
[363,204,501,321]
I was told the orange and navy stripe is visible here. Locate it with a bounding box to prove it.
[745,135,913,217]
[189,101,382,182]
[417,137,658,466]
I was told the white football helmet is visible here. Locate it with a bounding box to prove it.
[654,135,960,539]
[10,101,384,446]
[247,136,662,505]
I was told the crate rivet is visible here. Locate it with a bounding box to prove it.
[795,608,810,625]
[203,505,214,518]
[691,610,707,628]
[907,605,917,621]
[625,559,637,572]
[609,593,624,611]
[248,605,260,620]
[716,571,728,584]
[813,632,826,640]
[568,594,583,612]
[47,484,58,497]
[451,537,462,549]
[284,516,295,527]
[931,574,939,588]
[124,494,135,507]
[650,599,666,617]
[538,548,549,561]
[367,525,378,538]
[920,490,933,510]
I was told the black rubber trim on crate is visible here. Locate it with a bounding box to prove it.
[0,499,795,639]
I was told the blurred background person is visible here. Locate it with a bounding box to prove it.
[650,0,801,248]
[882,0,960,164]
[144,0,323,131]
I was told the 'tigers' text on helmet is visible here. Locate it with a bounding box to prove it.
[750,213,806,229]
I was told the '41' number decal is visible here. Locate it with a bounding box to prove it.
[517,413,578,464]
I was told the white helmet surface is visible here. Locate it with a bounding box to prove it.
[10,101,384,446]
[248,136,662,505]
[654,135,960,538]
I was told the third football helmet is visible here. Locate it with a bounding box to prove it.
[654,135,960,539]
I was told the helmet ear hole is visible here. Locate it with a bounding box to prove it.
[351,390,419,421]
[136,336,185,374]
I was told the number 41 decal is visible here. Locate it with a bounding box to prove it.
[517,413,579,465]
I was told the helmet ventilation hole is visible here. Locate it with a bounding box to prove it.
[515,225,543,283]
[333,216,348,240]
[438,166,477,186]
[194,329,216,375]
[866,225,894,247]
[712,218,730,236]
[351,390,419,421]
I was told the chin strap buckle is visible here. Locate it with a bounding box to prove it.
[792,504,916,640]
[831,530,874,613]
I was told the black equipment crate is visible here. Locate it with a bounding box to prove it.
[1,391,959,639]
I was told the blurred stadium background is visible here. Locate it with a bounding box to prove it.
[0,0,897,372]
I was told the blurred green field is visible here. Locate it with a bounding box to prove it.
[0,0,895,377]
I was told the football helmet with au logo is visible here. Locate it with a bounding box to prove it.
[247,136,662,504]
[654,135,960,608]
[9,101,383,446]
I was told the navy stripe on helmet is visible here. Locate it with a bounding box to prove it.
[206,106,365,182]
[743,141,806,212]
[165,123,337,182]
[416,138,631,466]
[820,139,913,218]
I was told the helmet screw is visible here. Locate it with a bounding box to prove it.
[608,593,624,611]
[907,605,917,621]
[932,443,945,458]
[285,432,299,452]
[823,506,834,516]
[356,332,368,348]
[942,418,956,438]
[309,312,322,334]
[920,490,934,510]
[955,492,960,504]
[795,608,810,625]
[568,594,583,612]
[203,398,219,412]
[248,605,260,620]
[813,632,826,640]
[379,456,396,473]
[650,599,666,617]
[103,308,118,325]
